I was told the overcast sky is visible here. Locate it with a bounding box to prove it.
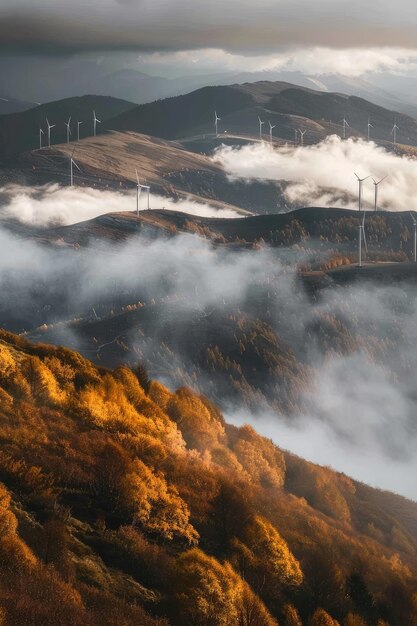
[2,1,417,96]
[2,0,417,54]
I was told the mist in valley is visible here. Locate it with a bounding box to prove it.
[0,183,416,499]
[0,183,243,227]
[213,135,417,211]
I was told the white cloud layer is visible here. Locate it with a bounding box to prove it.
[213,136,417,211]
[141,47,417,78]
[0,184,242,227]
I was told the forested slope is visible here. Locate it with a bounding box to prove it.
[0,330,415,625]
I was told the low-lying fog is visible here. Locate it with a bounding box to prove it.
[0,183,415,500]
[213,135,417,211]
[0,183,243,226]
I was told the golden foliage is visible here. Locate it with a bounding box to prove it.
[123,459,199,544]
[232,515,303,592]
[309,608,341,626]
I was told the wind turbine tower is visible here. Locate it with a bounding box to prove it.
[410,213,417,262]
[354,172,370,268]
[65,116,72,144]
[77,120,83,141]
[46,117,55,148]
[135,172,151,212]
[391,118,399,145]
[372,176,387,211]
[340,116,350,139]
[367,117,373,141]
[93,110,101,137]
[214,111,221,137]
[69,149,80,186]
[258,116,265,140]
[268,120,276,145]
[135,169,141,216]
[299,129,306,146]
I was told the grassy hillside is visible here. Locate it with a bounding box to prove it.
[106,81,417,147]
[0,95,136,159]
[0,330,415,625]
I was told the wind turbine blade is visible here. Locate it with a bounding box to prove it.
[72,160,81,171]
[135,168,139,184]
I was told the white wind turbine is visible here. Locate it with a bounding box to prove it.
[410,213,417,262]
[93,110,101,137]
[340,116,350,139]
[77,120,83,141]
[391,118,399,145]
[268,120,276,145]
[39,127,44,150]
[214,111,221,137]
[367,117,373,141]
[372,176,387,212]
[65,116,72,144]
[135,170,151,211]
[298,129,306,146]
[354,172,370,267]
[69,148,80,186]
[258,116,265,140]
[135,168,142,215]
[46,117,55,147]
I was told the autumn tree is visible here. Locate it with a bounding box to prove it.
[309,608,340,626]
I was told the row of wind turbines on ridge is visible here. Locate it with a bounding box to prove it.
[39,110,101,149]
[214,112,402,145]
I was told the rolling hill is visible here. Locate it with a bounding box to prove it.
[0,330,415,625]
[105,80,417,148]
[0,95,137,159]
[0,131,281,215]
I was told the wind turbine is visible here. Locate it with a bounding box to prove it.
[367,117,373,141]
[354,173,370,267]
[298,129,306,146]
[65,116,72,144]
[69,148,80,186]
[340,116,350,139]
[93,110,101,137]
[410,213,417,262]
[46,117,55,147]
[391,118,399,145]
[77,120,83,141]
[294,129,298,145]
[258,116,265,140]
[136,171,151,211]
[135,168,142,215]
[372,176,387,211]
[39,127,44,150]
[214,111,221,137]
[268,120,276,145]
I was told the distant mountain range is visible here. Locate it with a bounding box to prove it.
[2,55,417,118]
[0,94,39,115]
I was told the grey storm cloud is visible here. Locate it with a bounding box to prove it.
[1,0,417,55]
